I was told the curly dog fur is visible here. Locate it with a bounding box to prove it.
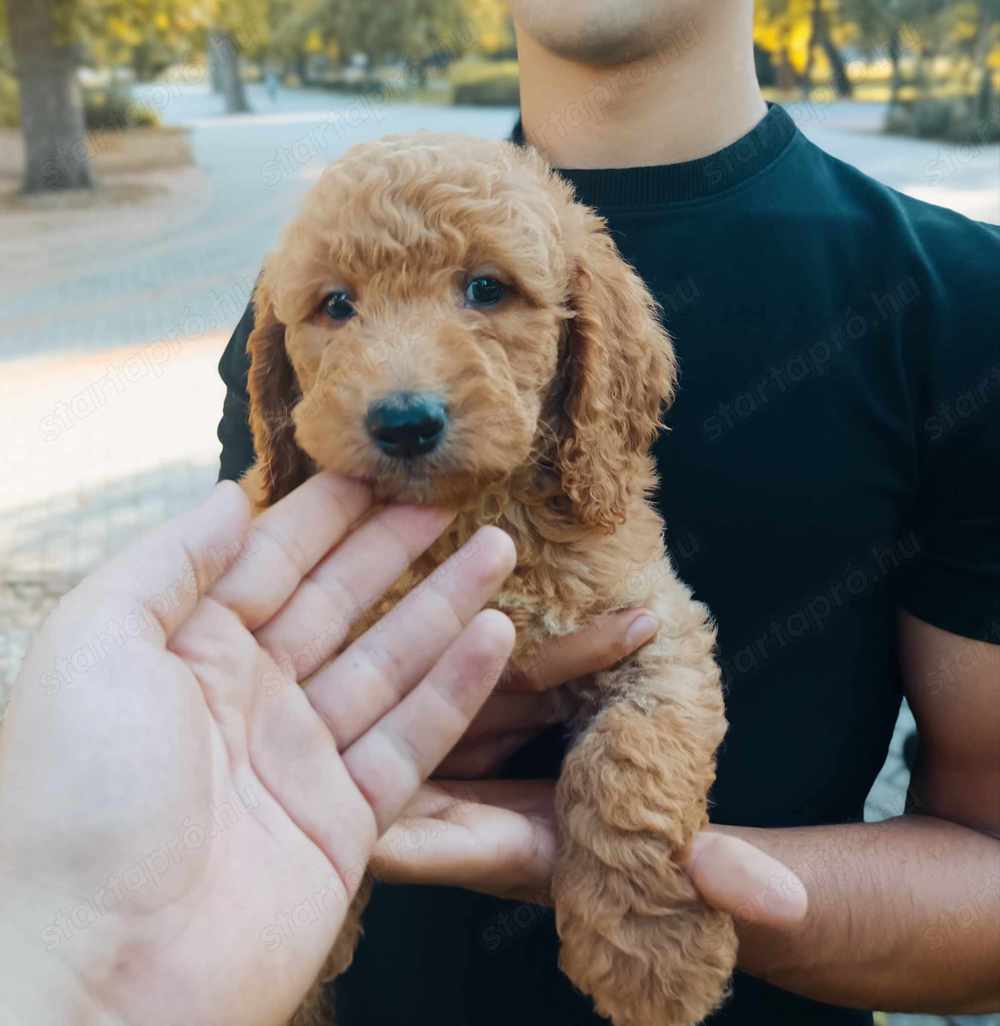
[241,133,738,1026]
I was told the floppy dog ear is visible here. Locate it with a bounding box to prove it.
[246,273,313,506]
[556,215,677,532]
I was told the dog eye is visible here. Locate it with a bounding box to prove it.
[464,276,507,308]
[323,290,356,321]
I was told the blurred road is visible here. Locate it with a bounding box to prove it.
[0,89,995,364]
[0,84,520,361]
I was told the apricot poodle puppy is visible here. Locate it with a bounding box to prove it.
[242,133,737,1026]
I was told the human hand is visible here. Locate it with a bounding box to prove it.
[435,608,660,777]
[374,780,808,928]
[0,474,515,1026]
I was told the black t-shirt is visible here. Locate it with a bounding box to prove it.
[216,104,1000,1025]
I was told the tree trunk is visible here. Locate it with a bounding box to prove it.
[802,5,818,99]
[819,33,853,97]
[7,0,94,193]
[295,52,311,87]
[887,24,903,107]
[207,32,226,93]
[211,31,250,112]
[973,9,996,121]
[813,1,853,98]
[914,44,933,99]
[777,25,801,93]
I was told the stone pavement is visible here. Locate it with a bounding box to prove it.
[0,86,997,1025]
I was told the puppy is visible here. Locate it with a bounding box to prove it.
[242,133,737,1026]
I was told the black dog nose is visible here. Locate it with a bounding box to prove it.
[366,392,448,459]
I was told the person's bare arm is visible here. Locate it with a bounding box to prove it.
[376,611,1000,1013]
[716,612,1000,1013]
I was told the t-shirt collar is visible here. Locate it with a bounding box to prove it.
[510,103,798,207]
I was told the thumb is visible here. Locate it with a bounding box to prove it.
[684,832,809,928]
[80,481,250,639]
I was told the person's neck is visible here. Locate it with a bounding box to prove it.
[516,9,766,170]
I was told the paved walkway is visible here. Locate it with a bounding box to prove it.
[1,86,997,1026]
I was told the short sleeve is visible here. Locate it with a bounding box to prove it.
[900,403,1000,642]
[217,299,256,483]
[897,215,1000,643]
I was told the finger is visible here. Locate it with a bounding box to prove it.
[78,481,250,639]
[390,778,558,817]
[432,686,573,777]
[304,526,516,749]
[684,832,809,928]
[255,503,454,680]
[504,609,659,692]
[343,609,515,835]
[372,780,556,898]
[434,730,541,779]
[211,472,372,629]
[460,688,571,741]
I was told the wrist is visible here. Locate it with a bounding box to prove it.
[0,884,120,1026]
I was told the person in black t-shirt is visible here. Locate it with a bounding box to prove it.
[216,3,1000,1024]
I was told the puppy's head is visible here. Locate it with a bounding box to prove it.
[248,133,675,530]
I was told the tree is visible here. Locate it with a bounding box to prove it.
[970,0,1000,118]
[288,0,468,78]
[2,0,218,193]
[210,29,250,111]
[5,0,94,193]
[841,0,906,102]
[81,0,202,79]
[805,0,854,96]
[756,0,813,90]
[206,0,269,112]
[465,0,514,56]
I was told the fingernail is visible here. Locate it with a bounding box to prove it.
[625,612,659,651]
[763,866,809,923]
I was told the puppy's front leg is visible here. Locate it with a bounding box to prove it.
[553,576,737,1026]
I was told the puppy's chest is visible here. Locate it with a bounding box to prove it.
[345,523,612,665]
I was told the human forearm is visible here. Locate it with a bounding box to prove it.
[717,815,1000,1013]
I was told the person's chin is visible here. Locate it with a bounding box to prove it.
[515,2,680,66]
[546,32,657,66]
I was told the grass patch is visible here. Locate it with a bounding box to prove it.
[450,58,519,106]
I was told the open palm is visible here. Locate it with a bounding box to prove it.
[0,475,515,1026]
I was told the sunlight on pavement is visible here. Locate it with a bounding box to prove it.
[2,333,224,515]
[1,333,225,692]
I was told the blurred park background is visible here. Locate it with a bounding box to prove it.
[0,8,998,1021]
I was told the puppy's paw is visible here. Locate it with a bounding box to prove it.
[555,846,736,1026]
[554,701,737,1026]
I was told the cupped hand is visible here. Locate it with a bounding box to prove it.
[0,474,516,1026]
[374,780,808,928]
[435,608,661,777]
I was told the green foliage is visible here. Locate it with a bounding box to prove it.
[885,94,1000,140]
[0,67,18,126]
[82,86,161,129]
[0,73,161,129]
[450,58,518,105]
[299,0,470,68]
[317,75,387,95]
[758,0,1000,117]
[0,0,509,81]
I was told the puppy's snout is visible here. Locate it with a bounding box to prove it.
[365,391,448,459]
